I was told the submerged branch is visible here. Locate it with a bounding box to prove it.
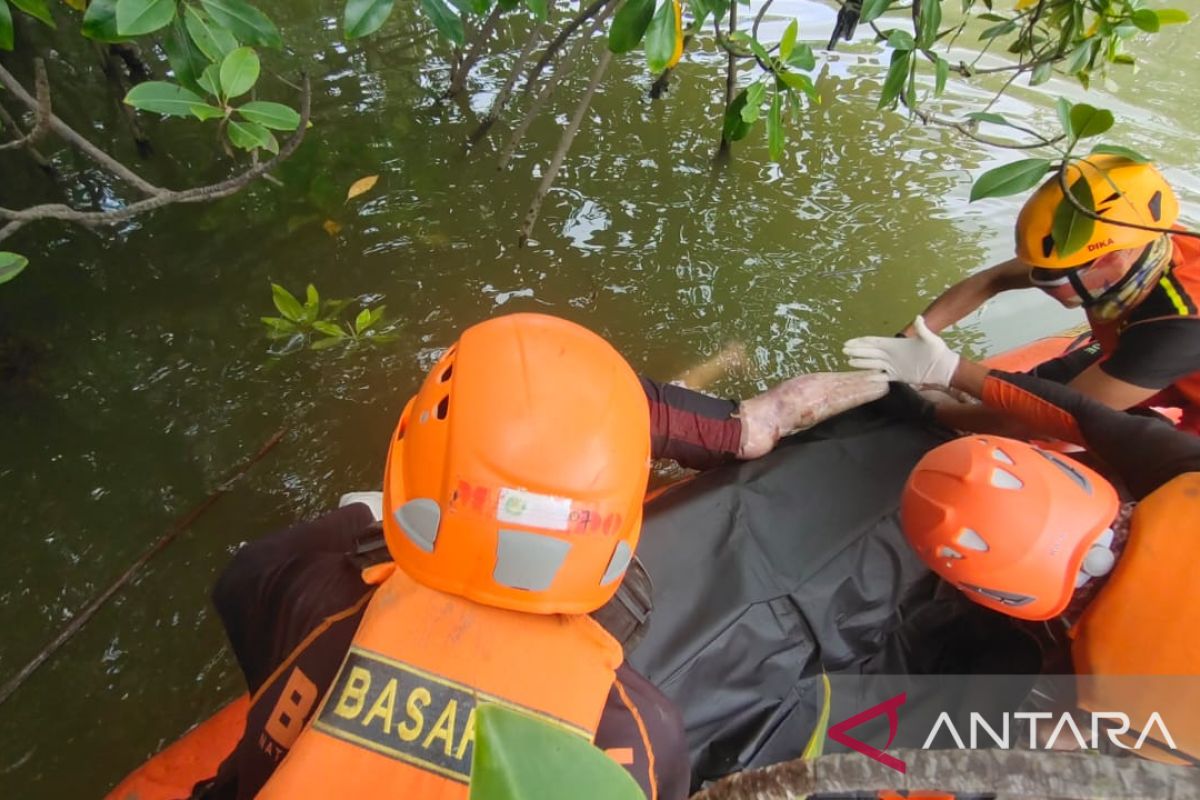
[445,4,505,99]
[716,3,739,159]
[523,0,611,98]
[518,48,612,246]
[0,75,312,246]
[468,19,549,146]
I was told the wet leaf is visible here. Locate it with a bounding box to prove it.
[767,92,783,161]
[347,174,379,200]
[917,0,940,47]
[741,81,765,123]
[237,100,300,130]
[523,0,547,21]
[197,63,222,98]
[885,28,914,50]
[344,0,395,39]
[271,283,305,322]
[608,0,654,53]
[801,674,832,759]
[1055,96,1073,140]
[1069,103,1113,141]
[779,19,796,62]
[125,81,205,117]
[200,0,281,48]
[0,0,15,50]
[1130,8,1158,32]
[666,0,683,68]
[11,0,54,26]
[165,15,207,94]
[116,0,174,35]
[969,158,1052,202]
[1051,173,1095,259]
[877,48,910,110]
[786,42,815,70]
[419,0,464,44]
[934,56,949,96]
[303,284,320,320]
[859,0,889,25]
[722,89,752,142]
[322,219,344,236]
[644,0,676,73]
[0,252,29,285]
[1089,143,1149,163]
[189,102,225,120]
[1155,8,1189,24]
[219,46,260,99]
[227,118,272,150]
[468,703,643,800]
[185,5,239,61]
[778,70,816,99]
[261,316,298,333]
[313,321,347,338]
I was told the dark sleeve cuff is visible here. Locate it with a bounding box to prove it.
[639,376,742,470]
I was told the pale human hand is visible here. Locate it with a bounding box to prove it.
[842,315,960,388]
[737,370,889,459]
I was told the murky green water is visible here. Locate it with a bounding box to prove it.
[1,1,1198,794]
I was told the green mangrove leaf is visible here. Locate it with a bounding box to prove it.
[885,28,914,50]
[11,0,54,26]
[767,92,783,161]
[779,19,796,62]
[344,0,395,39]
[237,100,300,130]
[189,102,226,121]
[1,0,16,50]
[1051,173,1095,259]
[271,283,305,322]
[524,0,547,21]
[0,252,29,285]
[934,56,949,96]
[1088,143,1149,163]
[200,0,281,48]
[419,0,464,45]
[227,118,272,150]
[741,80,765,123]
[644,0,677,72]
[1055,96,1073,141]
[722,89,752,142]
[116,0,175,35]
[125,81,205,117]
[165,16,207,93]
[859,0,889,25]
[1130,8,1159,32]
[969,158,1052,202]
[877,48,910,110]
[219,46,260,99]
[608,0,654,53]
[786,41,814,70]
[185,5,239,61]
[1069,103,1113,141]
[1155,8,1189,24]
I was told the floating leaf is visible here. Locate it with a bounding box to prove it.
[184,5,239,61]
[1088,143,1149,163]
[608,0,654,53]
[0,252,29,285]
[1069,103,1113,141]
[237,100,300,130]
[418,0,463,45]
[227,118,272,150]
[322,219,344,237]
[644,0,677,73]
[125,81,205,117]
[200,0,280,48]
[115,0,175,35]
[1051,172,1096,259]
[1,0,15,50]
[344,0,395,39]
[11,0,54,26]
[219,46,260,99]
[271,283,304,322]
[969,158,1052,202]
[347,174,379,200]
[468,703,643,800]
[778,19,796,62]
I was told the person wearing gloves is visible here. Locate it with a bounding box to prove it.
[194,313,887,800]
[844,320,1199,764]
[903,156,1200,433]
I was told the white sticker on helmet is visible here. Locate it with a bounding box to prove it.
[497,488,572,531]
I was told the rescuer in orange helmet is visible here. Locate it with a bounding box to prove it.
[843,321,1200,765]
[902,156,1200,434]
[192,313,887,800]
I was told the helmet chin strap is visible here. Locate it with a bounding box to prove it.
[1084,236,1172,321]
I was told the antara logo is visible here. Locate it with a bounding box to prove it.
[1087,238,1116,251]
[828,692,908,773]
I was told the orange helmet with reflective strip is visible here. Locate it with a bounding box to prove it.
[1015,155,1178,269]
[382,313,651,615]
[901,436,1120,621]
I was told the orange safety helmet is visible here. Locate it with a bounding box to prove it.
[1015,154,1178,269]
[901,436,1120,621]
[382,313,651,616]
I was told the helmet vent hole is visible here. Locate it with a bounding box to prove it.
[397,418,407,440]
[956,528,990,552]
[991,448,1014,465]
[436,395,450,420]
[1041,234,1056,258]
[990,468,1024,490]
[1149,190,1163,222]
[440,364,453,383]
[938,546,964,560]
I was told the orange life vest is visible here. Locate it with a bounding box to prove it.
[257,564,623,798]
[1071,472,1200,765]
[1089,233,1200,417]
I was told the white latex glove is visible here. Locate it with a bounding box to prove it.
[842,315,960,388]
[737,370,889,459]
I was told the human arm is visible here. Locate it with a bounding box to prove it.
[595,664,691,800]
[904,258,1034,336]
[952,359,1200,499]
[639,372,889,469]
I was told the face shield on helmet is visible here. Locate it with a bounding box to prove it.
[1015,155,1178,270]
[382,313,651,616]
[901,436,1121,621]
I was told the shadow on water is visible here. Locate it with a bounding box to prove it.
[0,0,1198,794]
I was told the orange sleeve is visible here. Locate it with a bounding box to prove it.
[981,373,1087,446]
